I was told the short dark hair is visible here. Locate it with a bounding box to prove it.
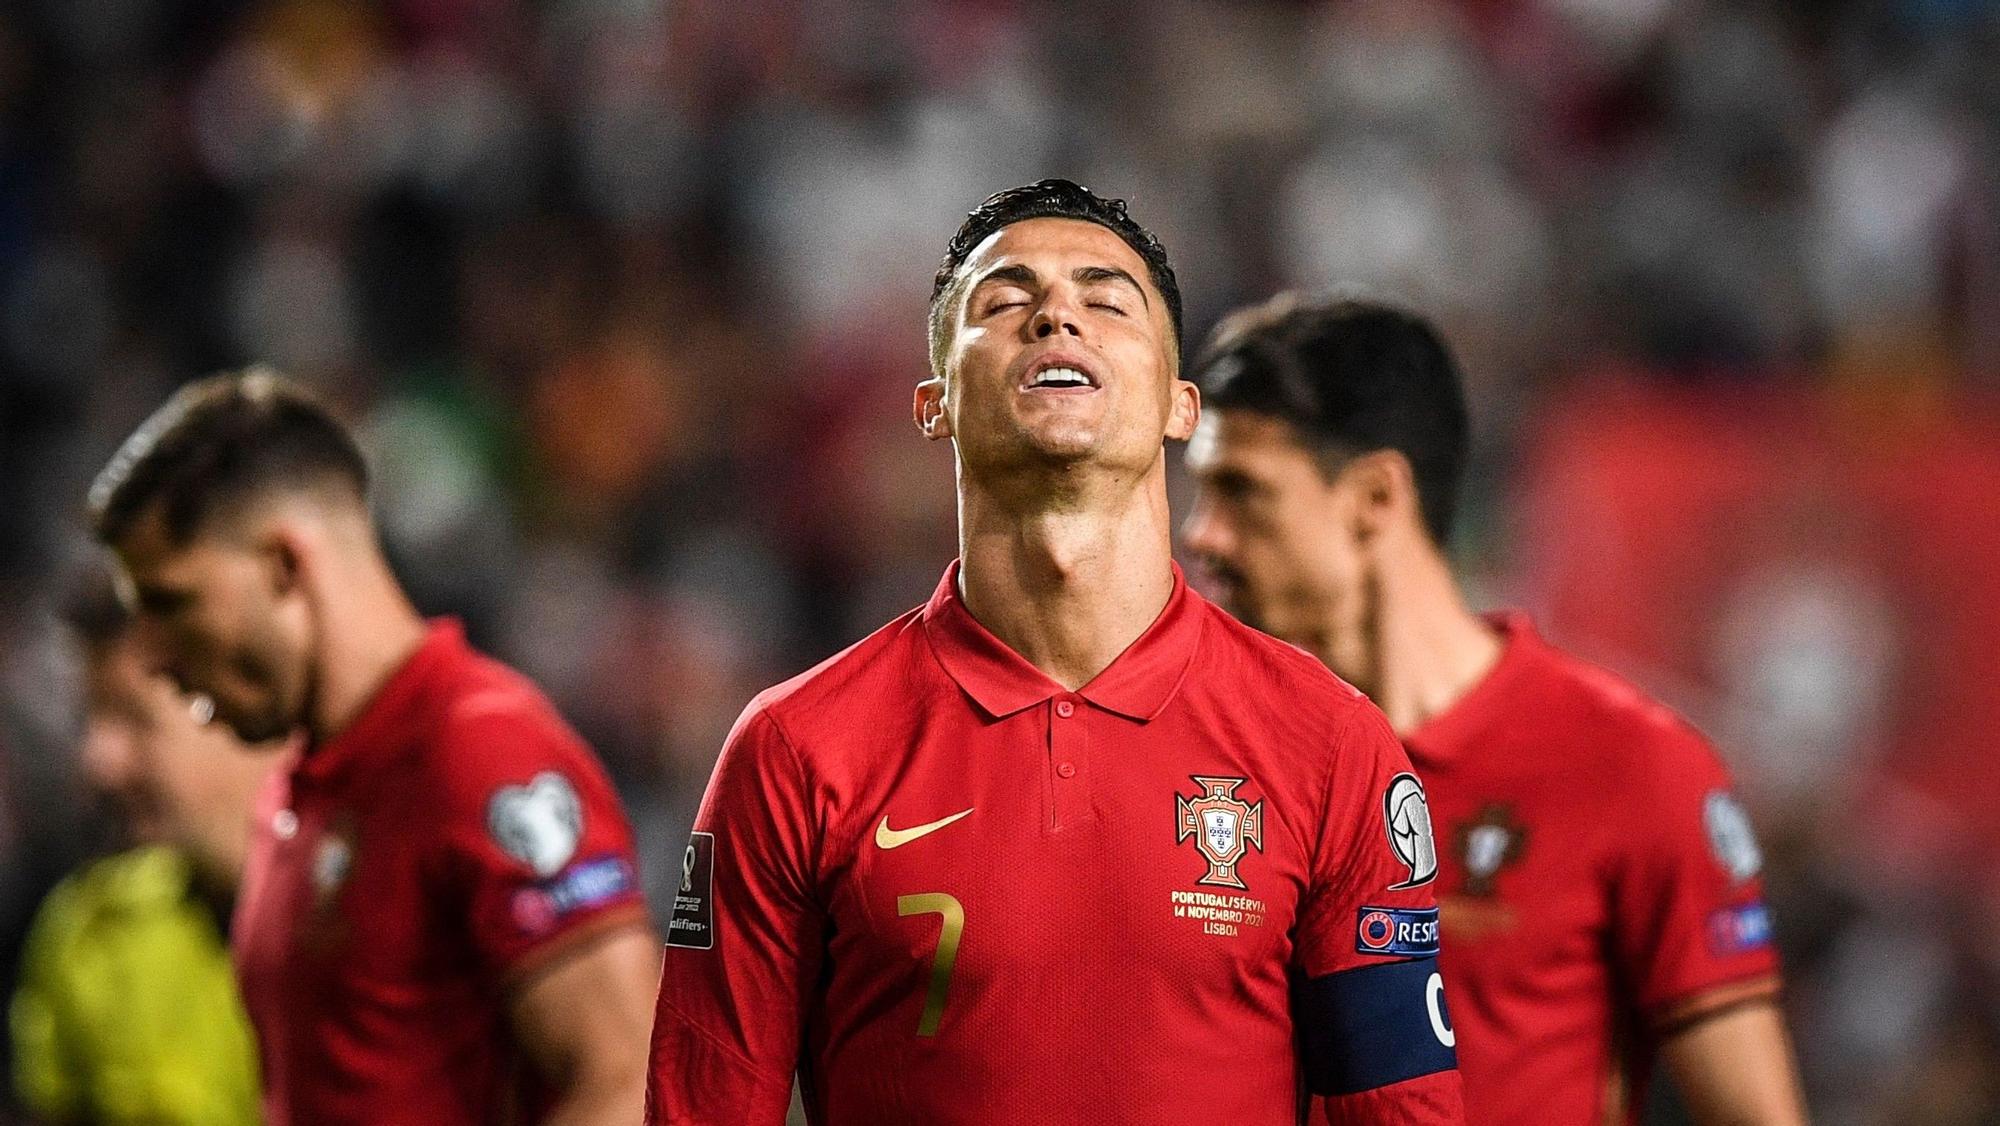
[928,178,1183,376]
[62,558,132,649]
[89,367,369,547]
[1193,295,1470,545]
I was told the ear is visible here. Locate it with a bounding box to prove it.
[261,519,309,598]
[913,377,952,441]
[1165,379,1201,443]
[1341,450,1418,541]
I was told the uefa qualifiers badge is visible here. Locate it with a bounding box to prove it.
[1383,773,1439,890]
[1175,776,1265,890]
[1703,791,1763,884]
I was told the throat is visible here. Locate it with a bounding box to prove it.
[957,496,1176,691]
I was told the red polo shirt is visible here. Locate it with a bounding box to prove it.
[234,621,650,1125]
[649,563,1462,1125]
[1408,615,1782,1125]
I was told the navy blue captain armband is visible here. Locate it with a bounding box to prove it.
[1294,956,1458,1096]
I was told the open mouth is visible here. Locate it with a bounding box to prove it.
[1019,357,1101,392]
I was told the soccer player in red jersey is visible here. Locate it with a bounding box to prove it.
[1181,295,1809,1125]
[647,181,1463,1125]
[88,371,659,1126]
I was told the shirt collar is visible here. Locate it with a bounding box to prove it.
[1404,610,1542,757]
[920,560,1206,723]
[297,618,467,784]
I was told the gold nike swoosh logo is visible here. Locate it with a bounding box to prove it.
[875,807,975,850]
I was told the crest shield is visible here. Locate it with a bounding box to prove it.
[1176,776,1264,889]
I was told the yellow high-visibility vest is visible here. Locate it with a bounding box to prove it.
[12,846,261,1125]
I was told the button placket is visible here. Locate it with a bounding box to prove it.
[1049,694,1085,830]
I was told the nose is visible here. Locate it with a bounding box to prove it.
[130,613,173,669]
[1181,497,1233,561]
[1029,290,1083,340]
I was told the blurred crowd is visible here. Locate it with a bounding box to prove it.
[0,0,1995,1121]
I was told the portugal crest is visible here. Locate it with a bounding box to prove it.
[1176,776,1264,889]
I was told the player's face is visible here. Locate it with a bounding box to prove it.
[80,635,275,865]
[111,511,313,744]
[923,218,1196,480]
[1183,409,1370,653]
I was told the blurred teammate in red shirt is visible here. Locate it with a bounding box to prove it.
[1182,295,1808,1125]
[88,371,659,1126]
[648,181,1463,1124]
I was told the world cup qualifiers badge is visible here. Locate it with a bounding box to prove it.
[1176,776,1264,890]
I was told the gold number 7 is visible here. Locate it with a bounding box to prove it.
[896,893,965,1036]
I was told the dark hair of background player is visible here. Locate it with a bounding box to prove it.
[88,368,369,548]
[927,178,1184,376]
[1192,296,1471,546]
[63,559,134,649]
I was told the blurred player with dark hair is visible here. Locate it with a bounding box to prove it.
[11,562,278,1125]
[649,181,1463,1124]
[88,369,658,1126]
[1183,294,1808,1125]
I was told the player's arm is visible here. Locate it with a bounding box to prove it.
[647,706,822,1126]
[1294,703,1464,1125]
[1611,730,1802,1125]
[509,925,661,1126]
[430,708,659,1125]
[1659,1002,1809,1125]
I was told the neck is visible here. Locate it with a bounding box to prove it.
[304,554,429,744]
[957,459,1176,690]
[1331,538,1501,735]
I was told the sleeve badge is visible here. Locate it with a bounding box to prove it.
[1384,773,1439,890]
[1703,790,1763,883]
[486,770,585,878]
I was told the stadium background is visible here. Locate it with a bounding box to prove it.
[0,0,1995,1121]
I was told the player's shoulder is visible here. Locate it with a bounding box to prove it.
[424,635,568,735]
[735,603,933,748]
[413,640,607,800]
[1525,630,1728,787]
[1192,596,1374,715]
[25,847,195,955]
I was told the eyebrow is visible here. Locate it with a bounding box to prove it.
[969,264,1152,308]
[1073,266,1150,307]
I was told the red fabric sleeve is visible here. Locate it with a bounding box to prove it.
[1298,703,1464,1124]
[1322,1072,1467,1125]
[1294,704,1448,978]
[1609,726,1783,1029]
[428,705,649,985]
[647,705,821,1126]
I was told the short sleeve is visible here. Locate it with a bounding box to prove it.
[1610,727,1782,1028]
[427,704,650,985]
[1293,702,1463,1123]
[648,706,822,1126]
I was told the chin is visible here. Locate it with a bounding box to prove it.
[1024,438,1100,466]
[1017,415,1102,455]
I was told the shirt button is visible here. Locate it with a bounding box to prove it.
[1057,762,1077,778]
[1055,700,1075,718]
[273,809,299,840]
